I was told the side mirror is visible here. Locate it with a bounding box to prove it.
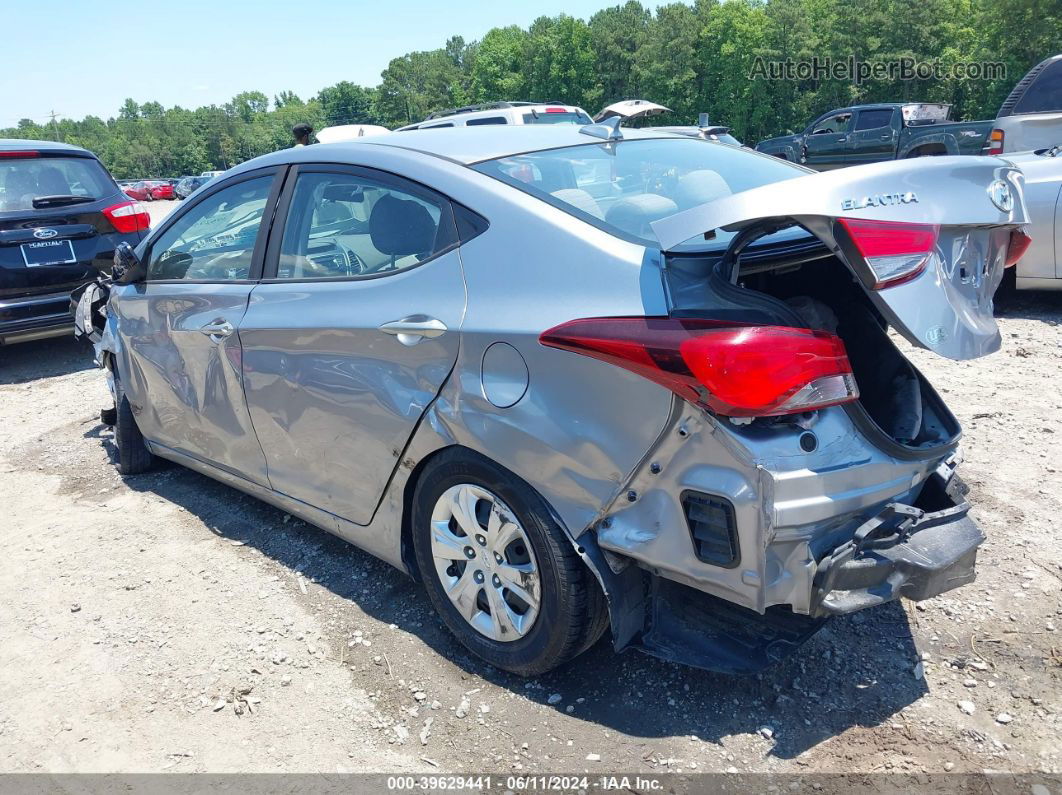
[112,241,146,284]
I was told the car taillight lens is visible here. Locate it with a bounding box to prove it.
[102,200,150,234]
[0,150,39,158]
[539,317,859,417]
[1006,227,1032,267]
[985,128,1004,155]
[837,218,939,289]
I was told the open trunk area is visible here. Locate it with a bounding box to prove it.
[665,241,961,457]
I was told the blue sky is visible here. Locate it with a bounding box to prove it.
[1,0,635,124]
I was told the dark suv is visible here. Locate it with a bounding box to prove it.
[0,140,149,344]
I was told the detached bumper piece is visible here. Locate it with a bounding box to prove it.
[811,474,984,617]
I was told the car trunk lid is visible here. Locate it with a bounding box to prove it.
[651,157,1028,360]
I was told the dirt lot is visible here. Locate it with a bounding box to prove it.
[0,206,1059,774]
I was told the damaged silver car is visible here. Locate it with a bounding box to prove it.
[73,125,1028,675]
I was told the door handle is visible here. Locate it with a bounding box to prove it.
[378,315,447,346]
[836,136,848,143]
[880,133,892,140]
[199,319,234,342]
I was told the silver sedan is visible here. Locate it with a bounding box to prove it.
[78,126,1029,675]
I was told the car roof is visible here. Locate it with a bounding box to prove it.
[0,138,94,155]
[233,126,688,174]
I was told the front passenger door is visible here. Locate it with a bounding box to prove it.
[112,169,282,485]
[239,166,467,524]
[802,112,853,169]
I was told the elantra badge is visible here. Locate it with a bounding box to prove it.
[841,192,918,211]
[987,180,1013,212]
[33,228,58,240]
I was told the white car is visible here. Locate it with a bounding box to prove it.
[396,101,592,131]
[1004,145,1061,290]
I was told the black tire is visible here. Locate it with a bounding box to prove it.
[100,406,117,427]
[113,372,154,475]
[412,449,608,676]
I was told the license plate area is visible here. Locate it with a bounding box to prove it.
[21,239,76,267]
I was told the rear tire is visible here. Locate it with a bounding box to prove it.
[412,449,607,676]
[113,372,154,475]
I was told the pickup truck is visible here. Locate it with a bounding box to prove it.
[755,103,992,170]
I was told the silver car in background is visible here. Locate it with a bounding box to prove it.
[1002,145,1062,290]
[76,127,1028,675]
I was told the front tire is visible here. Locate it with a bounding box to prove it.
[113,372,154,475]
[412,449,607,676]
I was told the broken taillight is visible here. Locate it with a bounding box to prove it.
[539,317,858,417]
[1005,227,1032,267]
[837,218,939,289]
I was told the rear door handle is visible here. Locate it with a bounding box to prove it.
[378,315,447,346]
[199,319,234,342]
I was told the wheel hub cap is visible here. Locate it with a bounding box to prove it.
[429,484,540,642]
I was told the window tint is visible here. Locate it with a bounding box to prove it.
[855,109,894,131]
[1014,59,1062,114]
[0,156,113,212]
[276,171,452,280]
[146,175,272,281]
[811,113,851,134]
[466,116,508,126]
[422,122,454,128]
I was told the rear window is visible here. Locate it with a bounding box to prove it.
[522,111,593,125]
[473,138,804,247]
[467,116,508,126]
[0,155,113,212]
[1014,59,1062,114]
[855,109,894,130]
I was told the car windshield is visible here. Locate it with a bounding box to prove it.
[0,155,112,212]
[472,137,805,248]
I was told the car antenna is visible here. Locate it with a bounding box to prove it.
[579,116,624,141]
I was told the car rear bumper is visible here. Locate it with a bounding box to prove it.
[0,291,74,344]
[809,485,983,617]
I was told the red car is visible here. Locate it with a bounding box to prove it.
[123,180,173,201]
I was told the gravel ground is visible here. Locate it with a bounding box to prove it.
[0,210,1058,775]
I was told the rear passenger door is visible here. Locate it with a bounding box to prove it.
[849,108,898,164]
[239,165,467,524]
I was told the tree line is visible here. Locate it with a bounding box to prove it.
[4,0,1058,179]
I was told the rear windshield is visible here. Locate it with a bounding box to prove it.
[0,155,113,213]
[522,111,593,125]
[1014,59,1062,114]
[472,137,805,247]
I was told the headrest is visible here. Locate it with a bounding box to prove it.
[604,193,678,239]
[551,188,604,219]
[369,194,436,256]
[674,169,731,209]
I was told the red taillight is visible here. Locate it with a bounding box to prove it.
[1006,227,1032,267]
[985,128,1004,156]
[0,150,39,158]
[545,107,567,113]
[838,218,939,289]
[102,200,150,234]
[539,317,859,417]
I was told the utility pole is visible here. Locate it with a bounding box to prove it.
[48,110,61,141]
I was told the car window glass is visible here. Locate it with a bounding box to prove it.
[0,156,112,212]
[423,122,454,128]
[812,113,851,134]
[474,137,803,247]
[466,116,508,126]
[277,171,451,280]
[146,175,272,281]
[1014,59,1062,114]
[854,109,893,131]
